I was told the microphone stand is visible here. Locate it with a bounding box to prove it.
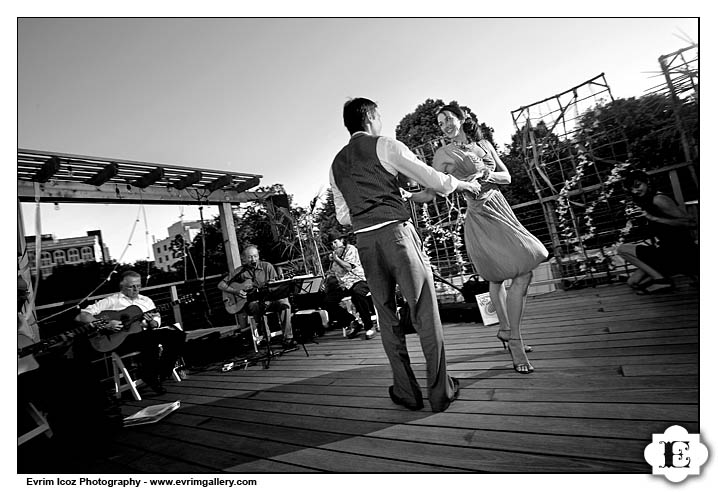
[249,279,307,369]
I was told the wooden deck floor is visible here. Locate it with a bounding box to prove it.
[21,280,699,474]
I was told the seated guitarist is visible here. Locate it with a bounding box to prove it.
[218,245,296,349]
[74,270,185,395]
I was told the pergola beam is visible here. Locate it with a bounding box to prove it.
[17,180,273,206]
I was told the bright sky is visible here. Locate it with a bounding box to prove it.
[17,17,698,264]
[6,7,716,489]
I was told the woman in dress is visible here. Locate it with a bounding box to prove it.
[429,103,547,373]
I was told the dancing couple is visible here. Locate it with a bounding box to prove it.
[330,98,545,414]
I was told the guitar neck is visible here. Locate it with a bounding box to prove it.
[18,320,102,357]
[153,295,193,314]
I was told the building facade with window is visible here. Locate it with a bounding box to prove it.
[152,220,201,272]
[25,232,110,278]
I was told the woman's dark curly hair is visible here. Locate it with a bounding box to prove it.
[462,116,483,143]
[437,103,483,142]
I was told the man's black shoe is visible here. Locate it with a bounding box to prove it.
[346,320,364,339]
[435,377,460,412]
[282,339,298,349]
[388,386,424,410]
[450,377,460,400]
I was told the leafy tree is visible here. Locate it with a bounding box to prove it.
[169,234,186,260]
[576,94,697,170]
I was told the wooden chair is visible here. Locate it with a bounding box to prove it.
[110,346,184,401]
[110,351,143,401]
[109,352,182,400]
[110,322,186,399]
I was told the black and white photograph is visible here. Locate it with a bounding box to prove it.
[12,9,708,490]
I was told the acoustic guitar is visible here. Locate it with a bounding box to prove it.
[222,279,298,314]
[222,282,253,315]
[88,294,196,352]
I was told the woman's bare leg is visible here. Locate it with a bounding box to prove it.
[489,281,509,335]
[505,271,534,372]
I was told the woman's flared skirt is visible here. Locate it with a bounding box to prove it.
[464,190,548,282]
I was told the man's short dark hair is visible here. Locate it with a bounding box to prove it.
[343,98,378,135]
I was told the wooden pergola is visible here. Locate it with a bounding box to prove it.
[17,148,275,339]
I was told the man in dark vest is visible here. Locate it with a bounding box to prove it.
[329,97,481,412]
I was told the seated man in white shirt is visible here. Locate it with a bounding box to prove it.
[74,270,186,395]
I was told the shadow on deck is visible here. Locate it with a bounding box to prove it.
[18,280,699,474]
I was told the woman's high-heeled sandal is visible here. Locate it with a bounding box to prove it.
[507,339,534,374]
[497,329,533,352]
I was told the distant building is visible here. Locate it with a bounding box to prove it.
[152,220,201,272]
[25,231,110,278]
